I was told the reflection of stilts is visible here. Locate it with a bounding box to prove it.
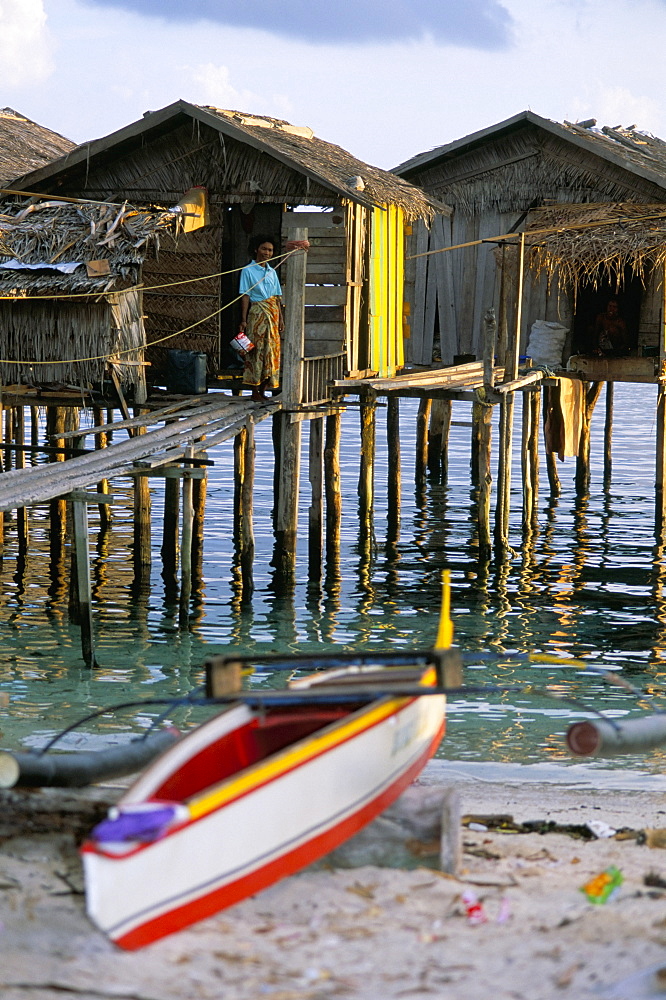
[324,411,342,586]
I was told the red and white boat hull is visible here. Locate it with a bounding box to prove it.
[82,690,445,949]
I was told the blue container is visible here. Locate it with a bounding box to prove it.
[166,350,207,394]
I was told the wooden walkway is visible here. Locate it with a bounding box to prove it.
[0,393,279,512]
[332,361,543,398]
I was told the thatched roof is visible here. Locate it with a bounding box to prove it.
[505,202,666,290]
[12,100,444,222]
[393,111,666,215]
[0,196,176,294]
[0,109,75,187]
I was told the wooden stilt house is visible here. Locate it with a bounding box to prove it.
[393,111,666,375]
[12,101,440,394]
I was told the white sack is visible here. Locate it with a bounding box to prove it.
[526,320,569,367]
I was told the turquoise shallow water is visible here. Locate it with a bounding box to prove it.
[0,381,664,779]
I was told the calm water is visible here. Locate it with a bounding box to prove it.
[1,382,665,780]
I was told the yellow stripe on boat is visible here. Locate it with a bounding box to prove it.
[187,695,415,821]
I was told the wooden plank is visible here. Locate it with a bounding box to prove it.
[409,219,429,365]
[305,337,346,356]
[303,246,346,264]
[305,286,348,306]
[305,305,345,323]
[306,261,346,274]
[305,236,345,247]
[303,322,346,340]
[300,227,346,239]
[283,211,344,229]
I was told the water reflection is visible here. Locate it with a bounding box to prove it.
[0,386,664,773]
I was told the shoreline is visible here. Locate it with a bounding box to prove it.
[1,762,665,999]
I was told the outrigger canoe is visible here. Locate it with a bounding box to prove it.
[82,579,458,950]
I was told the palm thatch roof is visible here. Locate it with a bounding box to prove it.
[503,202,666,291]
[0,197,178,390]
[0,196,177,293]
[0,108,75,187]
[393,111,666,215]
[12,101,444,221]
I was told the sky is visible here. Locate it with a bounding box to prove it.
[1,0,665,172]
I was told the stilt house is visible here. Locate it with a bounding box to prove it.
[12,100,440,396]
[393,111,666,381]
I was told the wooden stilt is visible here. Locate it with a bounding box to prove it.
[161,475,180,597]
[575,381,603,495]
[93,406,112,528]
[132,424,152,585]
[273,225,307,584]
[308,416,324,582]
[428,399,452,482]
[657,263,666,536]
[71,495,98,668]
[387,397,401,546]
[604,381,614,489]
[14,407,28,553]
[474,398,493,560]
[494,234,524,554]
[192,450,208,595]
[324,411,342,581]
[358,389,376,549]
[234,423,255,598]
[29,407,39,466]
[529,388,541,531]
[48,407,67,572]
[415,397,432,487]
[179,448,195,627]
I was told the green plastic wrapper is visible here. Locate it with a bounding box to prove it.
[580,865,623,904]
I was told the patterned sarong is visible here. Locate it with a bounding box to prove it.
[244,296,281,388]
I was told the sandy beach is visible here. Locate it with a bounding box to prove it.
[0,761,665,1000]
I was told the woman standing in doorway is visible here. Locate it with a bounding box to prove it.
[239,235,284,401]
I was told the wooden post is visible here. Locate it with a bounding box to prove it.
[657,261,666,536]
[71,496,98,668]
[133,423,152,585]
[415,397,431,487]
[192,451,208,596]
[161,418,179,596]
[308,416,324,582]
[387,396,401,546]
[575,381,603,495]
[48,407,67,573]
[543,385,561,497]
[15,406,28,553]
[94,406,112,529]
[604,382,613,490]
[494,234,524,553]
[274,227,307,582]
[473,397,493,560]
[179,447,195,627]
[29,406,39,466]
[428,399,450,479]
[358,388,376,549]
[234,424,255,599]
[324,411,342,582]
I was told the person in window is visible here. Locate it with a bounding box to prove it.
[594,298,628,356]
[239,235,284,401]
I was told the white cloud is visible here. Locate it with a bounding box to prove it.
[0,0,54,89]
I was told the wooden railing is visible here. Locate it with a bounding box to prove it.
[301,352,347,405]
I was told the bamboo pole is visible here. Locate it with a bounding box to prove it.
[192,449,208,597]
[48,407,67,576]
[29,407,39,466]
